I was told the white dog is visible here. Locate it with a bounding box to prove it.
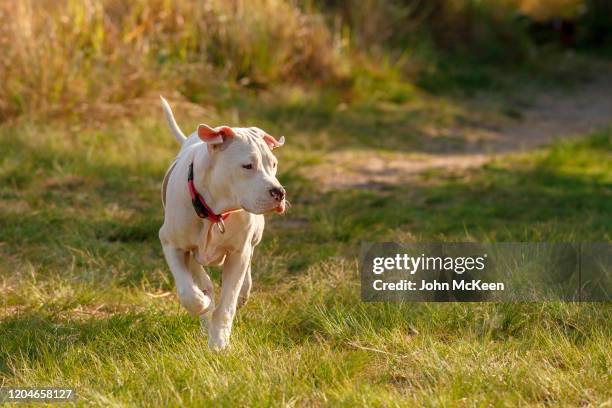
[158,97,286,351]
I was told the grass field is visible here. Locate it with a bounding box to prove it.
[1,80,611,405]
[1,0,612,405]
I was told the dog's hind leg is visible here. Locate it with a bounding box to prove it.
[187,253,216,327]
[161,244,213,318]
[237,264,251,308]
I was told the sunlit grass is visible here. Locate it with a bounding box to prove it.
[1,101,610,404]
[1,0,611,404]
[0,0,342,119]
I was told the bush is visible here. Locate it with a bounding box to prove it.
[577,0,612,48]
[0,0,341,119]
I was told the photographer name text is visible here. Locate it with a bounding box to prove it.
[371,254,505,292]
[373,279,504,291]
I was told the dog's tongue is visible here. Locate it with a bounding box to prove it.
[275,201,286,214]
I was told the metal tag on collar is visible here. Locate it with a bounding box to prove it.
[216,218,226,234]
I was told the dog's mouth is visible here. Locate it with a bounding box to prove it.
[274,200,286,214]
[242,197,287,215]
[244,200,286,215]
[260,201,286,214]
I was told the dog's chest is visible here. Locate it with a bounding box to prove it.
[192,213,264,267]
[193,226,227,266]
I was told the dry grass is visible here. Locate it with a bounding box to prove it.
[0,0,342,120]
[3,0,602,121]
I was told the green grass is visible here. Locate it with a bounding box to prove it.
[1,95,611,405]
[2,0,611,404]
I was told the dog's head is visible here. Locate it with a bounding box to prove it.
[198,124,286,215]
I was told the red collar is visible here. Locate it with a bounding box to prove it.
[188,162,235,224]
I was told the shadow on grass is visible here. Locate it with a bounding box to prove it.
[268,149,611,272]
[1,122,609,286]
[2,303,605,378]
[243,94,462,153]
[0,311,194,377]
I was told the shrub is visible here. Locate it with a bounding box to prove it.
[0,0,341,119]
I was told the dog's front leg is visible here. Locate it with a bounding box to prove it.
[161,244,213,318]
[208,247,251,351]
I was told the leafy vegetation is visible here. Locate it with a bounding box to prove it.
[2,0,611,120]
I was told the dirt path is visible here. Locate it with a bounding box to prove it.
[312,71,612,190]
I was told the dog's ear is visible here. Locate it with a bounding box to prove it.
[198,124,235,146]
[263,134,285,150]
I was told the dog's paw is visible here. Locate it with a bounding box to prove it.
[177,285,212,317]
[208,326,231,352]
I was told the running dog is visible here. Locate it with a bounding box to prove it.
[158,97,286,351]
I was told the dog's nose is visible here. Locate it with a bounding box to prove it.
[269,187,285,201]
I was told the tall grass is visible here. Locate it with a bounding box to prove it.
[1,0,609,120]
[0,0,341,120]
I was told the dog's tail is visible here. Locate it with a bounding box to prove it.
[160,96,186,145]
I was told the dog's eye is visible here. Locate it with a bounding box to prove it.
[242,164,253,170]
[272,162,277,168]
